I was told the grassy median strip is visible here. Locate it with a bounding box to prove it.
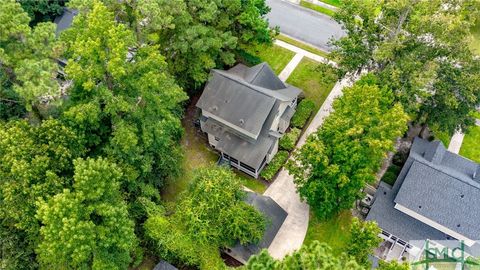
[276,34,331,59]
[300,0,336,17]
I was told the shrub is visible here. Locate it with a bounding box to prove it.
[279,128,301,151]
[291,99,316,128]
[260,151,289,181]
[381,171,397,186]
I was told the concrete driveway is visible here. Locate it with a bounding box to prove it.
[266,0,346,51]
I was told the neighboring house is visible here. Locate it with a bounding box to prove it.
[367,137,480,261]
[153,260,177,270]
[225,191,288,264]
[54,7,78,37]
[196,63,302,178]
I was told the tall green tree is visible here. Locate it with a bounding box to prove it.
[0,119,85,269]
[37,157,137,269]
[288,76,409,219]
[0,0,61,116]
[177,166,266,246]
[60,1,187,192]
[20,0,65,24]
[244,241,363,270]
[377,260,410,270]
[332,0,480,134]
[69,0,273,88]
[346,218,382,268]
[145,166,266,270]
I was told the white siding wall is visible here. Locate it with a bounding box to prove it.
[270,101,289,132]
[267,140,279,163]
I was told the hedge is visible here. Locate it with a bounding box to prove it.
[291,99,316,128]
[381,164,402,185]
[260,151,289,181]
[279,128,301,151]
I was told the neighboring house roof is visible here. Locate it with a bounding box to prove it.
[367,137,480,244]
[153,261,177,270]
[227,192,288,264]
[54,8,78,37]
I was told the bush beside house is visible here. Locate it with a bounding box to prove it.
[381,164,401,186]
[279,128,301,151]
[260,151,289,181]
[291,99,316,128]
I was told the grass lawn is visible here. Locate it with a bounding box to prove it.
[432,128,452,148]
[245,43,295,74]
[236,171,268,194]
[300,0,336,17]
[470,21,480,55]
[276,34,330,59]
[304,210,353,255]
[319,0,342,7]
[459,125,480,163]
[471,110,480,119]
[162,117,218,202]
[286,58,338,111]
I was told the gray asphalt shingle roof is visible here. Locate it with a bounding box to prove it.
[197,71,276,139]
[54,8,78,37]
[227,192,288,263]
[197,63,302,169]
[367,137,480,244]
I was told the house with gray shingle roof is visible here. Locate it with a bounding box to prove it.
[196,63,302,178]
[224,191,288,264]
[367,137,480,261]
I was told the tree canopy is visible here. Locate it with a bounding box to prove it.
[0,0,60,117]
[244,241,363,270]
[69,0,273,88]
[37,158,136,269]
[145,166,266,269]
[288,75,409,219]
[332,0,480,134]
[61,1,188,191]
[346,218,382,268]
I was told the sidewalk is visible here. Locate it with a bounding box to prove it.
[264,39,361,257]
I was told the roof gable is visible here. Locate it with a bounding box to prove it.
[196,72,276,139]
[394,138,480,240]
[245,63,286,90]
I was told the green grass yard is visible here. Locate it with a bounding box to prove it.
[304,210,353,255]
[459,125,480,163]
[245,43,295,74]
[300,1,336,17]
[470,21,480,55]
[318,0,342,7]
[286,58,338,111]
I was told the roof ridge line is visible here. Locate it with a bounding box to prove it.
[412,156,480,190]
[250,63,266,84]
[214,69,283,100]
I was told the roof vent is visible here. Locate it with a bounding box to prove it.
[212,106,218,111]
[239,119,245,125]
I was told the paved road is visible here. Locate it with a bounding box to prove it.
[266,0,345,51]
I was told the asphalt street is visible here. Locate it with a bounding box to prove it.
[266,0,346,51]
